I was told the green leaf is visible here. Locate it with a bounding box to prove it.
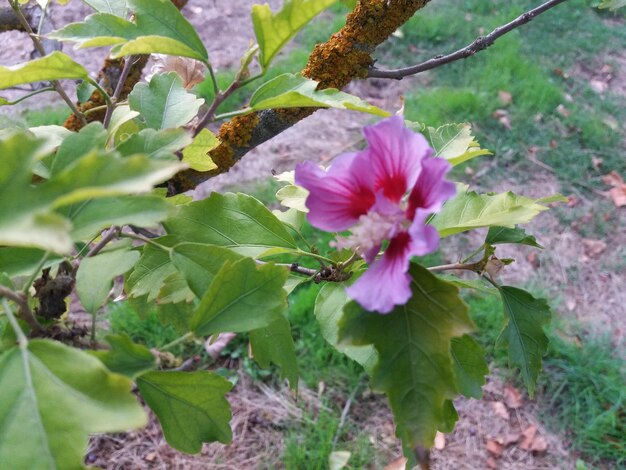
[252,0,338,70]
[276,184,309,212]
[435,274,498,296]
[250,316,299,388]
[0,51,88,89]
[156,301,195,333]
[59,195,172,240]
[91,333,156,378]
[249,73,390,117]
[498,287,551,397]
[76,248,140,314]
[0,247,61,278]
[51,122,108,176]
[170,243,243,298]
[338,264,474,448]
[129,72,204,129]
[314,283,378,374]
[164,192,298,258]
[450,335,488,399]
[41,150,183,208]
[431,187,563,237]
[190,258,288,336]
[53,0,208,61]
[81,0,128,16]
[485,226,542,248]
[116,128,192,160]
[76,80,97,102]
[182,128,219,171]
[598,0,626,10]
[126,236,178,302]
[157,271,195,304]
[427,123,492,166]
[0,339,146,469]
[49,13,135,48]
[136,370,232,453]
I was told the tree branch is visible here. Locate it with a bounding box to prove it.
[0,286,44,334]
[368,0,569,79]
[168,0,433,195]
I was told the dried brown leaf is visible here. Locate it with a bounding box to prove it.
[520,425,538,451]
[434,431,446,450]
[486,439,503,457]
[503,385,524,409]
[582,238,607,259]
[492,401,510,420]
[498,90,512,105]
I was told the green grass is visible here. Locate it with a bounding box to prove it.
[464,293,625,467]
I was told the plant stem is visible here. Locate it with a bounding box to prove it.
[86,226,120,258]
[0,286,43,334]
[9,0,87,126]
[120,232,170,251]
[2,298,28,348]
[160,332,194,352]
[427,262,483,273]
[3,86,55,105]
[369,0,569,79]
[102,56,134,128]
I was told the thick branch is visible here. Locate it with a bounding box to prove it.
[168,0,432,195]
[368,0,569,79]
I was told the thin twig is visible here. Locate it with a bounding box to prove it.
[332,377,365,447]
[103,56,135,128]
[193,78,243,137]
[368,0,569,79]
[0,286,43,333]
[86,226,120,257]
[427,262,483,273]
[9,0,87,125]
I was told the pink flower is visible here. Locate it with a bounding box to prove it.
[295,116,456,313]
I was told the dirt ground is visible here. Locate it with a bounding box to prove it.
[1,1,624,469]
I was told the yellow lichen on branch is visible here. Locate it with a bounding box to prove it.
[169,0,431,194]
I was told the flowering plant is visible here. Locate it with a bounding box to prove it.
[296,116,456,313]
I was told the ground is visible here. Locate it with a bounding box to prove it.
[1,0,624,469]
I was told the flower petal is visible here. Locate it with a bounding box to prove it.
[295,154,375,232]
[346,231,414,313]
[408,210,440,256]
[363,116,432,203]
[407,156,456,219]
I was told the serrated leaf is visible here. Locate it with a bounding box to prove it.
[0,247,61,278]
[436,274,498,296]
[0,51,88,89]
[116,128,192,160]
[170,243,243,298]
[53,0,208,61]
[451,335,488,399]
[0,339,146,469]
[252,0,338,70]
[77,248,140,314]
[81,0,128,16]
[91,333,156,378]
[315,283,378,374]
[498,287,551,397]
[42,150,183,208]
[182,128,219,171]
[157,271,195,304]
[427,123,492,166]
[249,73,390,117]
[136,370,232,453]
[190,258,288,336]
[129,72,204,130]
[155,301,195,333]
[250,316,299,388]
[59,195,172,241]
[126,236,178,302]
[164,192,298,258]
[338,264,474,448]
[485,226,542,248]
[51,122,108,176]
[431,188,560,237]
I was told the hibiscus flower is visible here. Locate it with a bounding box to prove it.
[295,116,456,313]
